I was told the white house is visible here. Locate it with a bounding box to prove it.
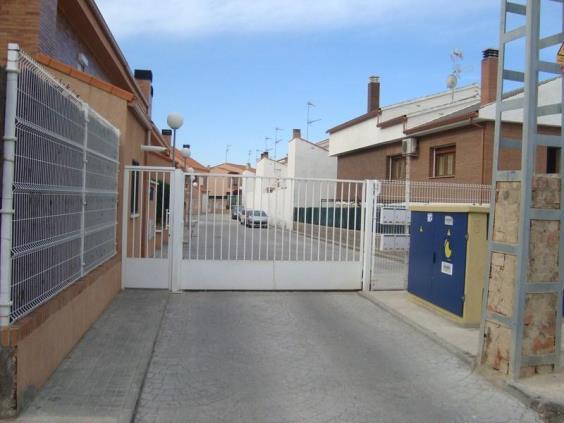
[243,129,338,228]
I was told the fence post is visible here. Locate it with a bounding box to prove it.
[170,169,185,292]
[362,180,375,291]
[0,44,19,326]
[80,103,89,277]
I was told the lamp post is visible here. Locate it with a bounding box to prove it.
[167,112,184,167]
[181,144,191,170]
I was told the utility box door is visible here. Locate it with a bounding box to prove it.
[407,211,435,302]
[431,213,468,317]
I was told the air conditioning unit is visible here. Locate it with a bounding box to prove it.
[402,137,418,156]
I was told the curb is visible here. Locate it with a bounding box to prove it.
[357,291,564,422]
[357,292,475,367]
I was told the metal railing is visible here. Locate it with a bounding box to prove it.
[183,173,364,263]
[1,45,119,323]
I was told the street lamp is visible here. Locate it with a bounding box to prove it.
[167,112,184,167]
[181,144,191,170]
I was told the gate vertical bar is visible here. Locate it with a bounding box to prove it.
[0,44,19,326]
[121,169,131,289]
[362,180,375,291]
[170,169,184,292]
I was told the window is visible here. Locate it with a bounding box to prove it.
[388,155,406,180]
[432,145,456,177]
[546,147,560,174]
[130,160,140,216]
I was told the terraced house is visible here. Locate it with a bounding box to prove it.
[329,49,562,185]
[0,0,199,416]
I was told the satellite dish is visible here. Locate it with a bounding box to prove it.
[447,74,458,89]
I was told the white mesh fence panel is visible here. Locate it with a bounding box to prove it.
[8,51,119,321]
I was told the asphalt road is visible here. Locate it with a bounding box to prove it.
[134,292,540,423]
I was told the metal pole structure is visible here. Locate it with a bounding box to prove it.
[0,44,19,327]
[403,153,411,289]
[479,0,563,379]
[171,128,177,168]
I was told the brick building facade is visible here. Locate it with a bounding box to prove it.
[329,49,562,185]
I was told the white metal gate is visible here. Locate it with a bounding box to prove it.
[122,167,366,290]
[121,167,175,289]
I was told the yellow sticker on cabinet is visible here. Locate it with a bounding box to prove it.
[444,238,453,259]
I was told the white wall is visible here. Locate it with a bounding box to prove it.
[479,77,561,126]
[329,84,480,156]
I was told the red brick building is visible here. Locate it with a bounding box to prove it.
[328,49,562,185]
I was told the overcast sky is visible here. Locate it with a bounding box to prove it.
[94,0,545,166]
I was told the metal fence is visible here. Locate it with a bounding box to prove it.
[1,46,119,323]
[369,180,492,290]
[183,173,364,263]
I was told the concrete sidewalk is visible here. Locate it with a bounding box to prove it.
[17,290,169,423]
[360,290,564,422]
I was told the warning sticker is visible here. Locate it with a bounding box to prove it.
[444,216,453,226]
[427,213,433,222]
[441,261,453,276]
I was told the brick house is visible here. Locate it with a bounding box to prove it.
[0,0,202,415]
[328,49,562,185]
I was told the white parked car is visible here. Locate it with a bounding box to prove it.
[244,210,268,228]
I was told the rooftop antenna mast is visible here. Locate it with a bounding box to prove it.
[446,48,464,102]
[306,101,321,140]
[247,150,252,165]
[264,136,272,154]
[274,127,283,160]
[225,144,231,163]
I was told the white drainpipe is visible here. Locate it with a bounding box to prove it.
[0,44,20,326]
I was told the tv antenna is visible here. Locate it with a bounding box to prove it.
[225,144,231,163]
[264,136,272,154]
[247,150,252,165]
[446,48,467,102]
[306,101,321,140]
[273,127,283,160]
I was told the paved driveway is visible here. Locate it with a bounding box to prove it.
[136,292,538,423]
[21,291,540,423]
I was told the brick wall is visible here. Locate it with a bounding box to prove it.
[0,0,42,64]
[39,0,108,81]
[337,142,402,181]
[336,122,561,184]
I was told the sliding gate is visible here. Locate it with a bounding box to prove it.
[122,167,366,290]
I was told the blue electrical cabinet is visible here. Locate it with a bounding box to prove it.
[408,211,469,317]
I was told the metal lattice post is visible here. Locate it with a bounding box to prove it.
[479,0,564,378]
[0,44,19,327]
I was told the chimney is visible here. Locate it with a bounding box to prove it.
[367,76,380,113]
[134,69,153,116]
[260,151,269,160]
[292,129,301,139]
[161,129,172,146]
[481,49,499,106]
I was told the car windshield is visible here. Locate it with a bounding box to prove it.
[253,211,266,216]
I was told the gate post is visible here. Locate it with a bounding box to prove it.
[362,180,376,291]
[169,169,185,292]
